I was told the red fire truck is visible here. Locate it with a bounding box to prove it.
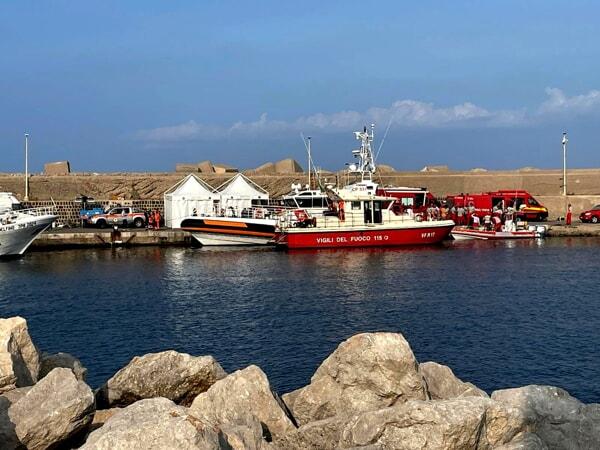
[447,190,548,221]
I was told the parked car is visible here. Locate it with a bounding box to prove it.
[76,195,105,226]
[579,205,600,223]
[88,207,147,228]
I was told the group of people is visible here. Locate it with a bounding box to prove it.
[423,201,521,231]
[147,209,162,229]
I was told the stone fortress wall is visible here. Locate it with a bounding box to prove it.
[2,168,600,224]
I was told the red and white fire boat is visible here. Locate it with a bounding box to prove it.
[273,126,454,249]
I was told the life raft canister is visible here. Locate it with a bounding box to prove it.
[338,200,345,222]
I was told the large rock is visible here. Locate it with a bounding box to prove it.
[189,365,295,440]
[495,432,548,449]
[219,415,265,450]
[9,367,95,450]
[420,361,488,400]
[40,351,87,381]
[338,398,490,449]
[277,396,531,449]
[0,317,40,391]
[96,350,226,408]
[81,397,223,450]
[287,333,426,425]
[492,385,600,449]
[273,416,346,450]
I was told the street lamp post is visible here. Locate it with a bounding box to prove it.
[562,132,568,196]
[24,133,30,201]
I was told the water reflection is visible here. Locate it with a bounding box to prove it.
[0,240,600,402]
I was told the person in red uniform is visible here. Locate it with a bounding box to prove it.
[566,203,572,226]
[154,210,161,230]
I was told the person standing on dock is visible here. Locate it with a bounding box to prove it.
[148,211,155,229]
[566,203,572,226]
[154,210,161,230]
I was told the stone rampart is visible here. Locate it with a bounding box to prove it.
[3,169,600,220]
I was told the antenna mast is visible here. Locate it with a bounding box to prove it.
[349,124,376,182]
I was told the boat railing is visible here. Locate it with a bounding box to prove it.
[11,206,57,218]
[210,205,298,221]
[0,206,57,227]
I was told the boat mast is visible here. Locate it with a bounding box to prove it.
[349,124,376,182]
[307,136,311,190]
[24,133,29,201]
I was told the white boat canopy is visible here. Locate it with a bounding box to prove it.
[216,173,269,213]
[164,174,217,228]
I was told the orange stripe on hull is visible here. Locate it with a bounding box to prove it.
[202,220,248,228]
[182,227,274,237]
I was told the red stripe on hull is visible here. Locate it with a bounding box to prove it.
[276,225,453,249]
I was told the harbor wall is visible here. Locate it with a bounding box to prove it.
[2,170,600,222]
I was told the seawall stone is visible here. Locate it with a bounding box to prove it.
[96,350,226,408]
[81,397,223,450]
[189,365,295,440]
[9,367,95,450]
[286,332,427,426]
[0,317,40,392]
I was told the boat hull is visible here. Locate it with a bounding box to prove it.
[0,215,56,256]
[190,232,273,246]
[451,227,538,240]
[275,223,454,249]
[181,216,276,246]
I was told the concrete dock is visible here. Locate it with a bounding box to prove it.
[546,223,600,237]
[31,228,193,250]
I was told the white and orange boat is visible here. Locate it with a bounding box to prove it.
[273,126,455,249]
[451,225,547,240]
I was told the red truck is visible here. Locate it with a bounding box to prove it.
[447,190,548,221]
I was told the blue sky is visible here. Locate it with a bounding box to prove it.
[1,0,600,172]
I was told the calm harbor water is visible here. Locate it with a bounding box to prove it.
[1,238,599,402]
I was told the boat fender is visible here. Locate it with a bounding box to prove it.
[415,214,423,222]
[312,217,317,227]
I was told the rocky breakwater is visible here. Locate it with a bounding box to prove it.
[0,318,599,449]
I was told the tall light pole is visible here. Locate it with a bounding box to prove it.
[562,132,568,196]
[24,133,30,201]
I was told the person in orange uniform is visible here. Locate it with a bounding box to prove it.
[148,211,155,229]
[566,203,572,226]
[154,210,161,230]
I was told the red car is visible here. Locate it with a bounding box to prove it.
[579,205,600,223]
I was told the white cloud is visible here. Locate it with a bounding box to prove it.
[134,88,600,143]
[538,87,600,115]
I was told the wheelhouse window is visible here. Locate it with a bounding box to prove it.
[401,198,414,207]
[351,201,361,210]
